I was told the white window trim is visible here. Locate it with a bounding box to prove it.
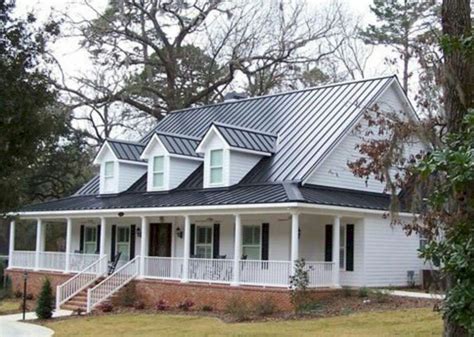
[152,155,165,189]
[340,224,346,271]
[209,149,224,186]
[116,226,131,261]
[194,225,213,258]
[83,226,97,254]
[103,161,115,193]
[241,224,262,260]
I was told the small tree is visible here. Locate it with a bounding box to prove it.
[36,278,54,319]
[289,259,310,314]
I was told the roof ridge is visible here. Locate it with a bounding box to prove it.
[302,184,391,197]
[155,131,201,141]
[212,121,278,137]
[106,138,145,146]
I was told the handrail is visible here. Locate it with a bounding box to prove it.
[87,256,140,313]
[56,255,107,310]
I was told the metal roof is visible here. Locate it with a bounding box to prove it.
[212,122,277,153]
[107,139,145,162]
[143,75,396,183]
[74,175,100,195]
[155,132,202,158]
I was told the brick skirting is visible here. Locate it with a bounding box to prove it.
[6,269,72,298]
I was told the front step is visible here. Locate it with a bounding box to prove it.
[59,278,104,311]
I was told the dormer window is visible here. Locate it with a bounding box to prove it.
[152,156,165,189]
[210,149,223,185]
[104,161,115,192]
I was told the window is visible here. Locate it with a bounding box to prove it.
[242,225,261,260]
[104,161,114,192]
[152,156,165,188]
[340,225,346,270]
[419,233,428,250]
[84,227,97,254]
[195,226,213,258]
[116,227,130,261]
[209,149,223,184]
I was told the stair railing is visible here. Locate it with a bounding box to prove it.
[56,255,108,310]
[86,256,140,313]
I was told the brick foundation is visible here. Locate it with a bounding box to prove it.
[6,269,72,298]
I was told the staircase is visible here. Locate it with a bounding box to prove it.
[60,279,103,311]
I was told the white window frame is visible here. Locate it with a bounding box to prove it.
[195,225,213,258]
[209,149,223,185]
[339,224,346,271]
[152,155,165,189]
[241,224,262,260]
[83,226,97,254]
[116,226,131,261]
[103,161,115,192]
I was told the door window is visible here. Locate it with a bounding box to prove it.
[83,227,97,254]
[117,227,130,261]
[195,226,213,258]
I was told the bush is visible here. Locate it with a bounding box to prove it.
[289,259,310,314]
[14,290,22,298]
[177,299,194,311]
[97,302,113,313]
[133,300,145,310]
[225,296,251,322]
[371,289,390,303]
[35,278,54,319]
[2,275,12,299]
[254,296,277,316]
[358,287,369,298]
[299,300,324,314]
[26,293,34,300]
[155,299,169,311]
[200,304,213,312]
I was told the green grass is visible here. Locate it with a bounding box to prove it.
[46,308,442,337]
[0,299,21,315]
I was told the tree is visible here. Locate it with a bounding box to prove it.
[360,0,435,92]
[349,1,473,335]
[36,278,54,319]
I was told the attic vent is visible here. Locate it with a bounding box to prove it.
[224,91,248,101]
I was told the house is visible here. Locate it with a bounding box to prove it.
[6,75,425,312]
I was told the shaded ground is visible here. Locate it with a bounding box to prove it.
[0,298,35,315]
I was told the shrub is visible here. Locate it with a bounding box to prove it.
[289,259,310,314]
[225,296,251,322]
[155,299,169,311]
[14,290,22,298]
[2,275,12,298]
[26,293,34,300]
[177,299,194,311]
[254,296,277,316]
[358,287,369,298]
[200,304,213,312]
[133,300,145,310]
[299,300,324,314]
[371,289,390,303]
[35,278,54,319]
[97,302,113,313]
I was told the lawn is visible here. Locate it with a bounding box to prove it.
[0,299,21,315]
[46,308,441,337]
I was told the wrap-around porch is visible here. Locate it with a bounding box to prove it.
[8,210,358,288]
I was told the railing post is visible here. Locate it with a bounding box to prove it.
[231,214,242,286]
[182,215,191,283]
[8,220,15,269]
[332,216,341,288]
[56,285,61,311]
[86,289,92,313]
[139,216,148,279]
[64,218,72,274]
[34,218,43,271]
[290,211,300,274]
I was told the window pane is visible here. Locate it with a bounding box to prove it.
[210,167,223,184]
[105,162,114,176]
[243,247,260,260]
[243,226,260,245]
[85,227,96,241]
[153,156,164,172]
[210,150,223,166]
[340,248,345,269]
[84,243,96,254]
[153,172,164,187]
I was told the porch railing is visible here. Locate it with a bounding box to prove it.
[38,252,66,271]
[9,251,101,273]
[306,261,334,287]
[87,256,140,313]
[189,258,234,283]
[240,260,292,287]
[9,251,35,269]
[143,256,183,280]
[56,255,108,310]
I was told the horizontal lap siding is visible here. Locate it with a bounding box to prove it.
[229,151,262,185]
[169,158,201,189]
[118,163,147,192]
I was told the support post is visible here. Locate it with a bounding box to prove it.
[231,214,242,286]
[332,216,341,288]
[64,218,72,273]
[34,218,43,271]
[290,211,300,273]
[99,217,107,258]
[8,220,15,269]
[182,215,191,283]
[139,216,148,278]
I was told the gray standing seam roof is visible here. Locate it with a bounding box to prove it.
[155,132,202,158]
[107,139,145,162]
[211,122,278,153]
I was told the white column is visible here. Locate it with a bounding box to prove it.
[139,216,148,278]
[8,220,15,269]
[34,218,43,271]
[290,211,300,273]
[64,218,72,273]
[182,215,191,283]
[332,216,341,287]
[99,217,107,258]
[231,214,242,286]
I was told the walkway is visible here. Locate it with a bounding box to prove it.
[387,290,445,300]
[0,310,71,337]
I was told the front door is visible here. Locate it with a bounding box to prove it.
[149,223,172,257]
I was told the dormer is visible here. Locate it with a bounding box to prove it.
[196,122,278,188]
[93,140,147,194]
[140,132,203,191]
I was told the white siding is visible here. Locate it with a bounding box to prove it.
[169,157,201,189]
[118,163,147,192]
[229,151,262,185]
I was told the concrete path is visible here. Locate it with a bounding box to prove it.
[0,310,72,337]
[386,290,445,300]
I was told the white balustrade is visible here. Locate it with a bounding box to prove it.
[56,255,107,310]
[188,258,234,283]
[10,251,36,269]
[38,252,66,271]
[143,257,183,280]
[306,261,334,287]
[69,253,101,272]
[239,260,291,287]
[9,251,100,273]
[87,256,140,312]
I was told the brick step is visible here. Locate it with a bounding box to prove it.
[62,304,86,311]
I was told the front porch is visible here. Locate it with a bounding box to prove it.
[7,210,358,289]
